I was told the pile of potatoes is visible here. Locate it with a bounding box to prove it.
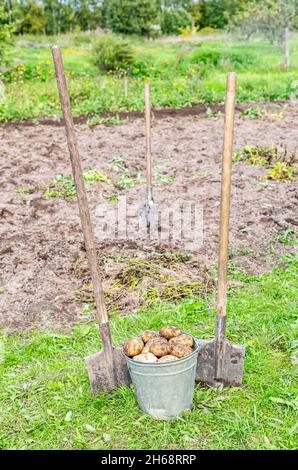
[123,326,195,363]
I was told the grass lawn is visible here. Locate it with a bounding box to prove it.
[1,32,298,122]
[0,257,297,450]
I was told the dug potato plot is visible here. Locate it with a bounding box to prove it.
[0,102,297,331]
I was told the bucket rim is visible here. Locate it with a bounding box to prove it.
[125,332,199,367]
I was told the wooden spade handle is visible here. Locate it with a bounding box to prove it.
[52,45,109,327]
[144,82,152,189]
[217,72,236,318]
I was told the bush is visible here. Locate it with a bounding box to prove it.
[92,35,135,73]
[161,7,193,35]
[107,0,160,37]
[191,48,221,66]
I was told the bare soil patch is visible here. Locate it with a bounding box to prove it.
[0,101,297,331]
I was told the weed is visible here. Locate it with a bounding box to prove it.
[111,157,127,173]
[228,245,254,260]
[43,170,111,200]
[105,194,119,204]
[233,145,297,182]
[15,187,33,195]
[87,114,124,127]
[154,168,176,184]
[83,169,111,184]
[279,229,298,246]
[116,173,135,190]
[265,162,296,182]
[233,146,270,165]
[43,175,76,200]
[240,107,265,119]
[205,107,222,118]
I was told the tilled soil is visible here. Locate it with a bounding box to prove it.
[1,101,297,331]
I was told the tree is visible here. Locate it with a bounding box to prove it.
[230,0,298,45]
[18,1,46,34]
[107,0,160,37]
[0,4,16,58]
[161,7,193,35]
[198,0,229,30]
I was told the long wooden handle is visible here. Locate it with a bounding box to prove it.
[144,82,152,189]
[217,72,236,318]
[52,45,108,327]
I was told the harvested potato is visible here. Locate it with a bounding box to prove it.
[157,355,177,363]
[171,342,193,358]
[142,330,159,344]
[160,326,181,340]
[169,333,194,348]
[143,336,166,353]
[149,340,171,358]
[123,337,144,357]
[133,352,158,363]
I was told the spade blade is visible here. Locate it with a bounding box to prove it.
[196,339,245,387]
[85,347,131,395]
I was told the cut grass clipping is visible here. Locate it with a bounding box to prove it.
[0,258,297,450]
[233,145,297,182]
[71,252,215,315]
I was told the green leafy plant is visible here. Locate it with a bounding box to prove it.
[116,173,135,189]
[0,62,53,84]
[233,146,270,165]
[265,161,296,182]
[87,114,124,127]
[111,157,127,173]
[106,194,119,204]
[233,145,297,180]
[240,107,266,119]
[154,168,176,184]
[92,35,135,73]
[43,170,111,200]
[83,169,111,184]
[278,229,298,246]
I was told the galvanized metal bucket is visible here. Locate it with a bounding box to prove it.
[126,336,199,419]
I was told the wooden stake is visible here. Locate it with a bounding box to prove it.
[215,72,236,379]
[51,46,109,329]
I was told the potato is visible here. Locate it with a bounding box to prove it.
[160,326,181,340]
[143,335,166,353]
[169,333,194,348]
[157,355,177,363]
[123,337,144,357]
[171,342,193,358]
[149,339,171,358]
[133,352,158,363]
[142,330,159,344]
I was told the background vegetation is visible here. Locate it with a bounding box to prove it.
[0,1,297,123]
[0,30,297,122]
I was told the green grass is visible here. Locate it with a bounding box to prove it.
[0,257,297,450]
[1,32,298,122]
